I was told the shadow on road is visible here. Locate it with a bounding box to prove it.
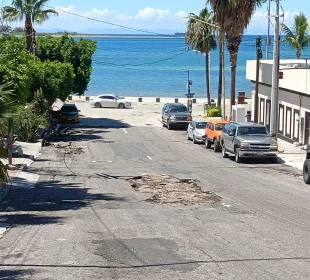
[0,268,34,279]
[76,117,132,129]
[0,177,125,226]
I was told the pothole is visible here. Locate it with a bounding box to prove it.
[127,174,221,206]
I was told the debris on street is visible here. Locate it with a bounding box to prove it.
[128,174,220,206]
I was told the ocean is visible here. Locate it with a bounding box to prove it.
[86,35,310,98]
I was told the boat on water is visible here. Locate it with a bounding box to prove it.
[175,32,185,37]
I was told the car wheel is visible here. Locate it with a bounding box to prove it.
[222,144,228,158]
[95,102,101,108]
[193,135,197,144]
[187,132,191,140]
[303,159,310,184]
[206,139,212,149]
[235,147,242,163]
[214,139,221,152]
[118,103,125,109]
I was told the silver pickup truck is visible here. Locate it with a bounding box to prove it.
[220,122,278,163]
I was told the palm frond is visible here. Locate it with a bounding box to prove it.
[2,6,23,22]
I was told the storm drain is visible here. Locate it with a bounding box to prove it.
[128,174,220,206]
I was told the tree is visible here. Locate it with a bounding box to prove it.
[0,36,33,103]
[282,13,310,59]
[30,60,75,106]
[3,0,58,52]
[186,8,217,105]
[0,82,16,184]
[207,0,262,114]
[36,35,97,95]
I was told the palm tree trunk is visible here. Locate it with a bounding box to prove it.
[227,35,242,116]
[206,53,211,105]
[297,49,301,59]
[25,14,33,53]
[218,30,224,109]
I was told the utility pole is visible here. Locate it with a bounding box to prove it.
[221,31,226,120]
[254,36,263,123]
[270,0,280,137]
[266,0,271,60]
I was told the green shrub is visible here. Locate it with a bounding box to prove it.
[206,107,222,117]
[13,106,48,142]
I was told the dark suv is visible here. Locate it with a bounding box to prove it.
[162,103,192,130]
[221,122,278,163]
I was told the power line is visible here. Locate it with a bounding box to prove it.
[43,4,180,38]
[93,50,188,67]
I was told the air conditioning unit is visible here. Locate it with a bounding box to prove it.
[232,105,247,123]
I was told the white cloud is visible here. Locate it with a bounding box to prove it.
[135,7,170,21]
[176,11,188,19]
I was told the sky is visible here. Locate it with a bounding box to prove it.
[3,0,309,34]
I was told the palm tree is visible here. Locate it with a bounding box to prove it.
[3,0,58,53]
[282,13,310,59]
[207,0,262,114]
[186,8,217,105]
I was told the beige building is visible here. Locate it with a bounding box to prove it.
[246,59,310,144]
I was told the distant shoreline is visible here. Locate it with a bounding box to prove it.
[38,34,184,39]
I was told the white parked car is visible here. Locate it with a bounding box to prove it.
[187,120,208,144]
[90,94,132,109]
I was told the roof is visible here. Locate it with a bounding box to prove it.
[236,122,265,127]
[62,103,77,107]
[208,119,229,124]
[164,103,186,106]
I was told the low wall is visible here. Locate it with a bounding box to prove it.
[69,95,213,105]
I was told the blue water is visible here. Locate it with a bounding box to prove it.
[86,35,310,98]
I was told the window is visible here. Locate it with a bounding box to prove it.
[196,122,207,129]
[215,124,225,131]
[169,107,188,113]
[237,126,268,136]
[223,123,230,134]
[61,105,78,112]
[228,125,236,135]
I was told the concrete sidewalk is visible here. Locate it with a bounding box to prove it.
[0,141,42,202]
[277,139,306,171]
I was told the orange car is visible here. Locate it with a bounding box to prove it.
[205,120,229,152]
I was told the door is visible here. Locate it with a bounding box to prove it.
[227,124,237,152]
[188,121,194,138]
[305,112,310,144]
[105,96,117,107]
[99,96,109,107]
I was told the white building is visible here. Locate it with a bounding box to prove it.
[246,59,310,145]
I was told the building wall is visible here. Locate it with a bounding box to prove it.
[251,82,310,144]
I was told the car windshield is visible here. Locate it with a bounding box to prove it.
[61,105,78,112]
[238,126,268,136]
[196,122,207,129]
[215,124,225,131]
[115,96,121,100]
[169,107,188,113]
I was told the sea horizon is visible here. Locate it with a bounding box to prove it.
[83,35,310,98]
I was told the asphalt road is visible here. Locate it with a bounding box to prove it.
[0,105,309,280]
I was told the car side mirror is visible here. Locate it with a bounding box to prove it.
[228,131,235,136]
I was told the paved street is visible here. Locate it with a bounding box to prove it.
[0,103,309,279]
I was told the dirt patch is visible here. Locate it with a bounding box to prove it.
[128,174,220,206]
[54,142,84,155]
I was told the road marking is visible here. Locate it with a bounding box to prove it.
[92,160,113,163]
[147,156,152,160]
[122,128,128,134]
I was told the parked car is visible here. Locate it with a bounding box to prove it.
[303,146,310,184]
[90,94,131,109]
[59,103,80,123]
[205,120,229,152]
[187,120,208,144]
[221,122,278,163]
[162,103,192,130]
